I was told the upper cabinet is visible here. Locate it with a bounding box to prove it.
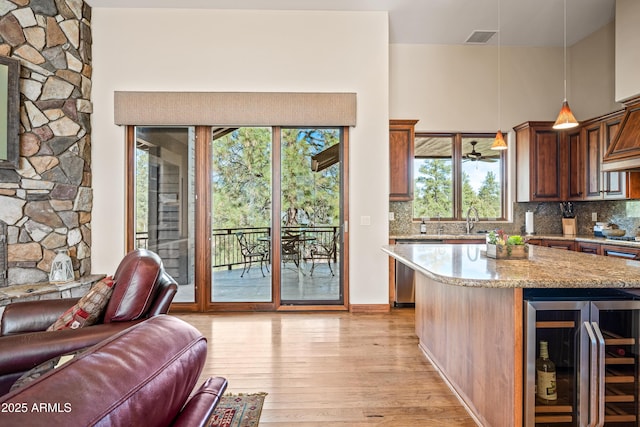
[515,121,569,202]
[583,111,628,200]
[516,113,640,202]
[389,119,418,201]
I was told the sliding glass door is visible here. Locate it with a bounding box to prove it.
[131,127,196,303]
[128,125,347,311]
[210,128,272,303]
[279,128,342,304]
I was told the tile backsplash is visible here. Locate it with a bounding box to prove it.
[389,200,640,237]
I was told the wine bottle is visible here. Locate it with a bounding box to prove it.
[420,218,427,234]
[536,340,557,404]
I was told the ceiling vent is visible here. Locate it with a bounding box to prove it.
[465,30,497,44]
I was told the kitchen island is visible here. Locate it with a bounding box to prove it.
[383,243,640,426]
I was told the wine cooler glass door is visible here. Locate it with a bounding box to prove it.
[525,301,590,427]
[591,301,640,426]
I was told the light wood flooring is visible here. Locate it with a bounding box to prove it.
[175,309,477,426]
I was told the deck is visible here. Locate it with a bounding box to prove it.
[174,261,340,303]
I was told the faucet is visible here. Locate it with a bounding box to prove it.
[466,206,479,234]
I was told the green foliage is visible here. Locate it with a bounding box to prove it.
[415,160,502,219]
[212,128,273,229]
[135,149,149,232]
[414,159,452,218]
[212,128,340,229]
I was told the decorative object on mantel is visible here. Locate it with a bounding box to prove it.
[486,230,529,259]
[49,249,75,283]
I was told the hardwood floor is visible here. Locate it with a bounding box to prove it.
[176,309,477,426]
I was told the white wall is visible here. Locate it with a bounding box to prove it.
[615,0,640,102]
[91,9,390,305]
[572,21,621,118]
[390,43,566,133]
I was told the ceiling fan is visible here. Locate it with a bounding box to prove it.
[463,141,498,163]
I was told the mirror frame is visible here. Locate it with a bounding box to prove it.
[0,55,20,169]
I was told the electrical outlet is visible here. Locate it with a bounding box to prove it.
[592,212,598,221]
[389,212,395,221]
[360,216,371,226]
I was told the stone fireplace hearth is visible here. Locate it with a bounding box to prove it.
[0,1,93,287]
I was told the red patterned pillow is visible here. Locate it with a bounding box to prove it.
[47,276,115,331]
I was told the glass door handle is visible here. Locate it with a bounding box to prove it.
[592,322,606,427]
[584,321,598,427]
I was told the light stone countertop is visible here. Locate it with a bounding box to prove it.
[390,233,640,249]
[383,243,640,289]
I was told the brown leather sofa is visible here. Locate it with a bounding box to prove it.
[0,249,178,396]
[0,315,227,427]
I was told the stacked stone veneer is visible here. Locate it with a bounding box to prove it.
[0,0,92,286]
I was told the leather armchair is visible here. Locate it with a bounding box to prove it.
[0,249,178,396]
[0,315,227,427]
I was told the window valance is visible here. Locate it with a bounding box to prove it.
[114,91,357,126]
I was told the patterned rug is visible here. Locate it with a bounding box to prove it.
[209,392,267,427]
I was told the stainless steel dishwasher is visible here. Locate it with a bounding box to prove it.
[394,239,443,307]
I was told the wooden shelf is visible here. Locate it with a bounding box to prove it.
[535,321,575,329]
[535,415,573,423]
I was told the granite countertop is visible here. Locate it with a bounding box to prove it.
[390,233,640,248]
[383,243,640,289]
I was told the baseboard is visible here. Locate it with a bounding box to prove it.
[419,342,484,426]
[349,304,391,313]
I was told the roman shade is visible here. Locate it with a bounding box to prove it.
[114,91,357,126]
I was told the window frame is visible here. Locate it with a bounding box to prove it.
[413,132,507,221]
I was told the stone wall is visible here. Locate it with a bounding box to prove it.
[0,0,92,286]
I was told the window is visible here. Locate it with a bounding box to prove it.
[413,133,506,221]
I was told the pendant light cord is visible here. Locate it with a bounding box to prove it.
[497,0,501,131]
[563,0,567,102]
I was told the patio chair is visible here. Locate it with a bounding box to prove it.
[235,232,268,277]
[308,230,339,276]
[281,231,301,269]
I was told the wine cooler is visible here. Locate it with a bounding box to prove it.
[525,291,640,427]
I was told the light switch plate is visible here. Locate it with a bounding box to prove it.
[360,216,371,226]
[592,212,597,221]
[389,212,395,221]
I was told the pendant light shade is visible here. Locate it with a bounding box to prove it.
[552,0,578,130]
[553,99,579,129]
[491,130,508,150]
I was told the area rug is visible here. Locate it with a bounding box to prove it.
[209,392,267,427]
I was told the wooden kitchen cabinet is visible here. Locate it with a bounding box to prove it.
[576,241,602,255]
[582,111,633,200]
[601,244,640,260]
[389,120,418,201]
[515,122,567,202]
[542,239,576,251]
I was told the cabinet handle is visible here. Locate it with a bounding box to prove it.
[584,322,598,427]
[592,322,606,427]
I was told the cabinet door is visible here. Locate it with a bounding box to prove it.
[525,301,590,426]
[583,123,603,200]
[603,114,626,199]
[576,241,601,255]
[389,120,418,201]
[531,129,564,201]
[591,301,640,425]
[601,244,640,259]
[566,129,583,200]
[543,240,576,251]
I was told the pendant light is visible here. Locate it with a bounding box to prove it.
[491,0,507,150]
[552,0,579,130]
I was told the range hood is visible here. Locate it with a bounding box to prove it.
[602,97,640,172]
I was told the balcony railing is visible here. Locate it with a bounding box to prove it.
[136,226,339,270]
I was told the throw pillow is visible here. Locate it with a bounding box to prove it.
[47,276,115,331]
